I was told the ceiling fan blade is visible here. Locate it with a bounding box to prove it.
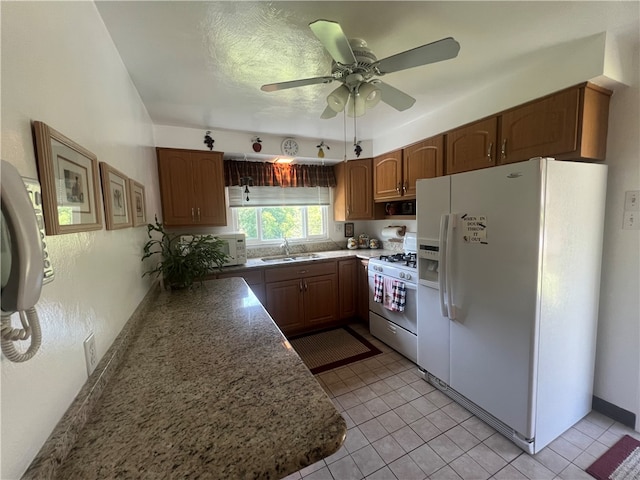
[309,19,357,65]
[376,81,416,111]
[321,106,338,119]
[377,37,460,74]
[261,76,334,92]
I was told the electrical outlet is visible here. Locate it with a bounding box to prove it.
[83,333,97,376]
[623,211,639,230]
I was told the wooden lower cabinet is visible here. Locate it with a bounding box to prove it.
[264,261,339,336]
[338,258,357,320]
[357,259,370,323]
[265,279,305,332]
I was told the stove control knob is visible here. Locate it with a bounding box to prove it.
[399,272,405,279]
[405,273,412,280]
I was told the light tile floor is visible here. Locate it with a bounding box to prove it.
[284,323,640,480]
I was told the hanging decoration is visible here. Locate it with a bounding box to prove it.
[203,131,215,151]
[251,137,262,152]
[240,176,253,202]
[317,141,329,159]
[354,142,362,158]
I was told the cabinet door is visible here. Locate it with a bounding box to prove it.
[191,151,227,225]
[304,274,338,327]
[373,150,403,201]
[500,88,579,165]
[333,159,375,221]
[403,136,444,198]
[357,259,370,323]
[446,117,498,174]
[265,279,304,333]
[157,149,196,226]
[338,259,357,319]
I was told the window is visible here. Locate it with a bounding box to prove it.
[233,206,328,243]
[228,186,330,244]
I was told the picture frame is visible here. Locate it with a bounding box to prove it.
[99,162,132,230]
[32,121,103,235]
[344,222,354,237]
[128,180,147,227]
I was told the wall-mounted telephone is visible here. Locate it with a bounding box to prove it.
[1,159,54,362]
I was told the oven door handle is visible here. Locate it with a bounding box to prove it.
[438,214,449,318]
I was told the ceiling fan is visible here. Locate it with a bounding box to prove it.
[261,19,460,119]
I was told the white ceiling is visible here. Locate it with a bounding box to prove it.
[95,1,639,145]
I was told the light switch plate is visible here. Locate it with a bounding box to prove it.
[624,191,640,211]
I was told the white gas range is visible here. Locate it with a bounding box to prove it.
[368,233,418,363]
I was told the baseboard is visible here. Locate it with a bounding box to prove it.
[592,396,636,428]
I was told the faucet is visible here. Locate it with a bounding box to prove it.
[280,237,290,256]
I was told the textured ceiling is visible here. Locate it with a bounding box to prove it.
[95,1,639,144]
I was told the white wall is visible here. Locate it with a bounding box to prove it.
[1,3,161,478]
[593,73,640,428]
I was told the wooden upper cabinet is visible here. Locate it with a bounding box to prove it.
[334,158,376,221]
[403,136,444,198]
[499,82,612,165]
[157,148,227,226]
[446,117,498,175]
[373,150,403,201]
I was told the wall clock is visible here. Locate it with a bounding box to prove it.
[281,138,299,156]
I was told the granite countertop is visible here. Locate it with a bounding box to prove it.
[45,278,346,479]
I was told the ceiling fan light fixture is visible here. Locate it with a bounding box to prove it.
[346,93,366,118]
[359,82,381,109]
[327,85,350,112]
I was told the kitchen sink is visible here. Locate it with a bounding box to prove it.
[261,253,322,263]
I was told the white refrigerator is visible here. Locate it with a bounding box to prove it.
[416,157,607,453]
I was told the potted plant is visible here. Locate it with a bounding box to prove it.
[142,216,229,289]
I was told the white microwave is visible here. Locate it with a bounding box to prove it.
[180,233,246,266]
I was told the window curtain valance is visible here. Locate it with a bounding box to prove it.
[224,160,337,188]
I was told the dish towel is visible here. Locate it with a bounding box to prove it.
[373,274,384,303]
[391,281,407,312]
[383,277,395,310]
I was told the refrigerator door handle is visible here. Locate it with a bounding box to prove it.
[446,213,457,320]
[438,214,449,317]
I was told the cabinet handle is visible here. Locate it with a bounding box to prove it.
[487,142,493,162]
[304,281,308,292]
[347,205,351,216]
[402,181,407,194]
[396,183,401,194]
[191,208,195,222]
[299,280,303,292]
[501,139,507,160]
[197,207,201,222]
[298,270,307,274]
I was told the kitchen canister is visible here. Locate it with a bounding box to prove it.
[347,237,358,249]
[358,234,369,249]
[369,238,380,249]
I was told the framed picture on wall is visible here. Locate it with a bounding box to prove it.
[344,222,354,237]
[32,121,103,235]
[99,162,132,230]
[128,180,146,227]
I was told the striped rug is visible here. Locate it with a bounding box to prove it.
[289,326,382,374]
[587,435,640,480]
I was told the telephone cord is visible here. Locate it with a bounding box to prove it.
[1,308,42,362]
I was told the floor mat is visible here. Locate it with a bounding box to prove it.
[586,434,640,480]
[289,326,382,374]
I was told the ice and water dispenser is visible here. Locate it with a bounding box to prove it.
[418,239,440,287]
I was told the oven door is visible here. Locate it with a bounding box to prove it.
[368,273,417,334]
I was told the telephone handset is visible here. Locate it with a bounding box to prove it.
[1,159,52,362]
